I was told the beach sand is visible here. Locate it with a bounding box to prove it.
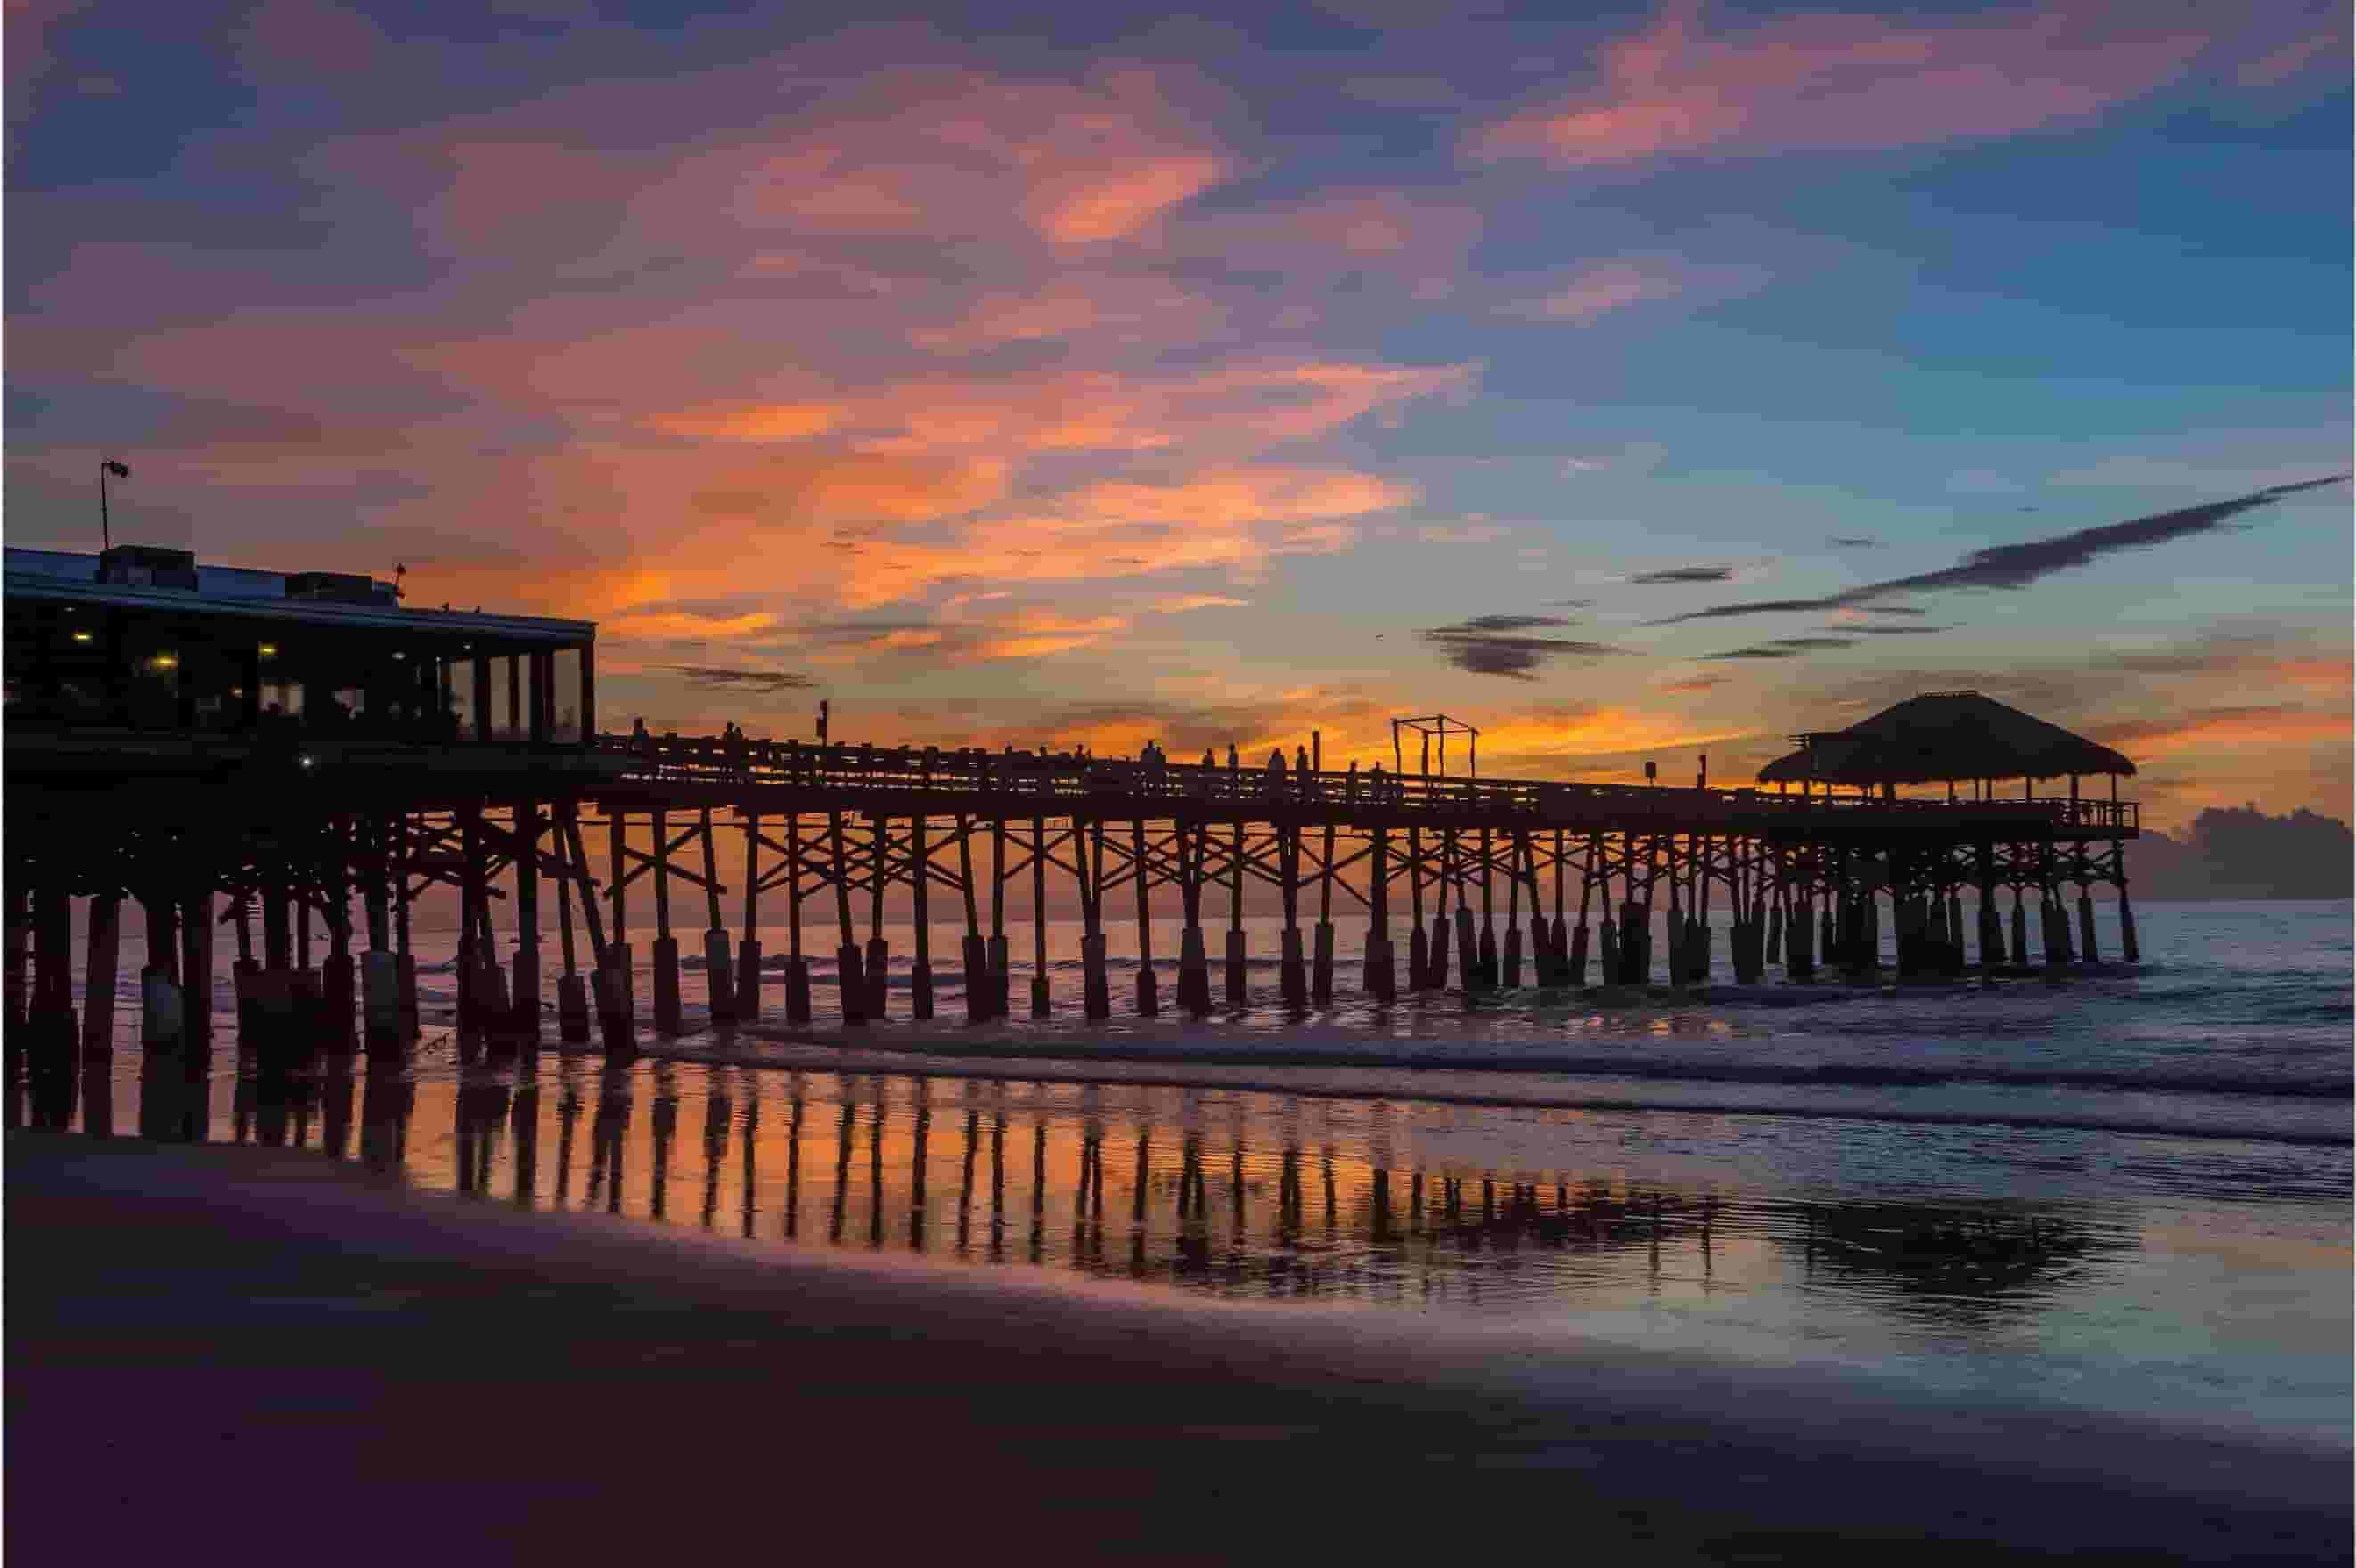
[9,1130,2346,1564]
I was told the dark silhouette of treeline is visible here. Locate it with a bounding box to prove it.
[2131,805,2353,900]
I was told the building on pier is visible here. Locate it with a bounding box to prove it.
[1758,690,2134,805]
[5,544,597,745]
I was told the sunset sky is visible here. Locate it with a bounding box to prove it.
[8,0,2349,829]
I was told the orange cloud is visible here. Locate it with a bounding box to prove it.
[601,608,781,642]
[652,402,844,441]
[1472,3,2207,168]
[1027,152,1230,243]
[1147,594,1250,614]
[2092,706,2352,759]
[828,465,1415,606]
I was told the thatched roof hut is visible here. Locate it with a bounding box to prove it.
[1756,692,2134,787]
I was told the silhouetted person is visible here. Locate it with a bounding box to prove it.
[1227,743,1239,771]
[1346,759,1359,803]
[816,699,829,744]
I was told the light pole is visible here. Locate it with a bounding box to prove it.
[99,460,130,550]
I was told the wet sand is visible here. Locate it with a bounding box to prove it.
[9,1131,2346,1564]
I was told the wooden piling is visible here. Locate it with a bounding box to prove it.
[29,883,77,1122]
[866,812,889,1022]
[555,822,589,1043]
[786,813,813,1025]
[81,893,121,1059]
[4,884,28,1039]
[1279,824,1306,1008]
[1365,824,1395,1000]
[1132,819,1158,1017]
[1406,825,1428,990]
[1177,821,1210,1015]
[1476,826,1498,990]
[988,815,1010,1018]
[184,885,215,1048]
[911,813,936,1020]
[650,805,683,1035]
[700,805,734,1026]
[1225,813,1247,1006]
[1310,818,1336,1005]
[828,808,863,1025]
[1081,816,1110,1021]
[145,891,188,1049]
[1030,813,1051,1017]
[737,812,763,1023]
[959,813,988,1023]
[510,801,540,1046]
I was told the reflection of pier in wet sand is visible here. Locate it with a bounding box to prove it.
[40,1047,2123,1325]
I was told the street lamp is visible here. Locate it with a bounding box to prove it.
[99,460,130,551]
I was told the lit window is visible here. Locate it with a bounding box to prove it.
[70,631,93,644]
[258,643,279,658]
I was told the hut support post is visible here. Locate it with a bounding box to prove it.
[1406,827,1428,990]
[1475,826,1497,991]
[2111,842,2139,963]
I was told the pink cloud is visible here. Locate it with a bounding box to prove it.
[1472,2,2211,168]
[2236,26,2347,88]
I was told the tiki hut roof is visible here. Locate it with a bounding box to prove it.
[1755,691,2135,786]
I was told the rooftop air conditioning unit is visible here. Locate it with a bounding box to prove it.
[285,571,396,605]
[96,545,199,591]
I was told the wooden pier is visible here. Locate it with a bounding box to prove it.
[5,544,2145,1111]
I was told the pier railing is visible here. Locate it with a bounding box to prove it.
[591,734,2136,833]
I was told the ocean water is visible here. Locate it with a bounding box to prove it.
[29,899,2353,1449]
